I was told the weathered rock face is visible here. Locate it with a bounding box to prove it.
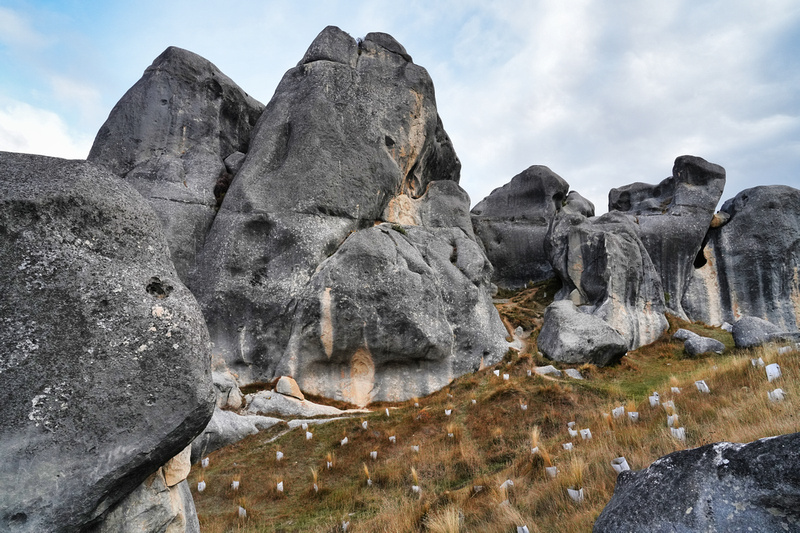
[276,221,508,405]
[191,26,505,397]
[683,186,800,330]
[731,316,785,349]
[609,156,726,318]
[471,165,570,288]
[190,407,282,463]
[88,46,264,281]
[544,206,668,356]
[0,152,214,532]
[594,432,800,533]
[537,301,628,366]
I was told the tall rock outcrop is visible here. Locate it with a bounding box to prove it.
[683,185,800,330]
[470,166,572,288]
[609,155,726,318]
[542,197,668,360]
[191,27,505,402]
[594,432,800,532]
[0,152,214,532]
[88,47,264,282]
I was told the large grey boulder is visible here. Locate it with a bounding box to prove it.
[0,152,214,532]
[190,407,282,463]
[544,205,668,354]
[88,46,264,281]
[594,432,800,532]
[537,301,628,366]
[732,316,784,349]
[192,27,505,397]
[683,186,800,330]
[276,221,508,405]
[609,156,726,318]
[470,166,570,288]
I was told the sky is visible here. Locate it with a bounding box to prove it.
[1,0,799,213]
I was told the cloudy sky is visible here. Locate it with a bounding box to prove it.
[1,0,798,212]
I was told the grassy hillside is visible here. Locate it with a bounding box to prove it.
[189,282,799,532]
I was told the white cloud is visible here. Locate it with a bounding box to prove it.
[0,7,50,48]
[0,101,92,159]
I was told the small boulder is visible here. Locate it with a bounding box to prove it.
[276,376,304,400]
[563,368,584,380]
[673,328,699,341]
[684,336,725,356]
[534,365,563,378]
[538,301,628,366]
[732,316,784,348]
[594,432,800,532]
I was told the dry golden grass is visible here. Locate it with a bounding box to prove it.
[190,305,800,532]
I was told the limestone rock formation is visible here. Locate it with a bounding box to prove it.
[683,186,800,330]
[191,26,505,399]
[594,432,800,532]
[88,46,264,281]
[732,316,785,349]
[276,221,508,404]
[609,155,726,318]
[0,152,214,532]
[543,206,668,358]
[470,165,571,288]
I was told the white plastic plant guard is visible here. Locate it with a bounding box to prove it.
[778,346,792,355]
[342,521,350,532]
[628,411,639,422]
[568,428,579,438]
[612,406,625,419]
[751,357,765,367]
[567,487,584,502]
[580,428,592,440]
[277,481,284,492]
[662,400,675,410]
[306,431,313,440]
[414,402,419,407]
[385,408,390,417]
[768,388,786,402]
[527,369,532,377]
[520,404,528,411]
[201,457,209,468]
[493,370,500,377]
[503,373,510,380]
[695,380,710,393]
[671,387,681,394]
[766,363,782,382]
[276,451,284,461]
[445,409,452,416]
[545,466,558,478]
[568,421,576,429]
[531,446,539,455]
[448,432,454,438]
[471,399,477,404]
[671,427,687,441]
[340,437,348,446]
[667,414,678,427]
[197,480,206,492]
[313,483,319,493]
[611,457,630,473]
[649,394,660,407]
[361,421,368,430]
[370,451,377,460]
[231,480,240,490]
[563,442,573,451]
[518,527,530,533]
[412,445,420,453]
[500,479,514,490]
[301,422,308,431]
[389,435,396,443]
[238,506,247,519]
[411,485,421,493]
[366,478,372,487]
[327,461,333,469]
